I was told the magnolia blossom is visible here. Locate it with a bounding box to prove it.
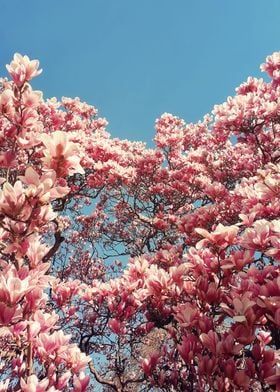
[195,223,239,249]
[41,131,84,176]
[20,167,69,202]
[73,372,90,392]
[6,53,42,86]
[20,375,50,392]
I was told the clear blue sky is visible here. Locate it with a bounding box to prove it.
[1,1,279,144]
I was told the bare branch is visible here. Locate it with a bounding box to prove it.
[88,361,122,392]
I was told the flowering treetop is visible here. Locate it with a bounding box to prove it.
[0,52,279,391]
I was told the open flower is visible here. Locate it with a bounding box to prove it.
[196,224,239,249]
[20,375,49,392]
[0,266,30,305]
[20,167,69,203]
[73,372,90,392]
[41,131,84,176]
[6,53,42,86]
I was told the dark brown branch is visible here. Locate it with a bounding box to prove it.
[42,230,64,264]
[26,325,33,376]
[88,361,122,392]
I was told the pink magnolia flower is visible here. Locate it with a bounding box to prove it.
[0,302,18,325]
[222,334,242,355]
[223,358,236,380]
[221,293,255,323]
[0,268,30,305]
[266,369,280,391]
[24,287,48,314]
[200,330,221,356]
[41,131,84,176]
[257,331,272,347]
[232,295,256,323]
[145,265,171,296]
[261,51,280,83]
[241,219,271,250]
[37,330,71,359]
[33,310,59,333]
[73,372,90,392]
[173,303,199,328]
[22,88,43,108]
[6,53,42,86]
[20,375,49,392]
[108,318,125,335]
[26,234,50,268]
[234,370,251,389]
[177,335,199,364]
[56,371,71,390]
[238,212,257,227]
[0,181,26,217]
[0,87,13,107]
[27,320,41,340]
[196,224,239,249]
[232,324,255,345]
[222,249,253,271]
[0,150,17,168]
[60,345,90,373]
[198,354,217,376]
[258,296,280,326]
[141,351,161,376]
[20,167,70,203]
[0,379,10,392]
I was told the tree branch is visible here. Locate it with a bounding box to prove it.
[88,361,122,392]
[42,230,64,264]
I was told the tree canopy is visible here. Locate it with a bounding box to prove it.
[0,52,279,391]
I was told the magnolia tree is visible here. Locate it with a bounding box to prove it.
[0,52,279,391]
